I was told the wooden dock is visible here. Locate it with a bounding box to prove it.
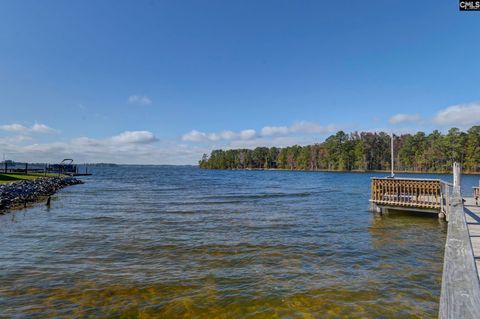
[439,191,480,319]
[370,177,453,219]
[370,171,480,318]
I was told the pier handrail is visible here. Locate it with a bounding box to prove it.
[439,187,480,319]
[439,181,454,217]
[370,177,443,210]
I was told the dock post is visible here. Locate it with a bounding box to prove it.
[453,162,461,189]
[370,202,382,214]
[390,133,395,178]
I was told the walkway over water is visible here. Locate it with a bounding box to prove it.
[439,194,480,319]
[370,173,480,318]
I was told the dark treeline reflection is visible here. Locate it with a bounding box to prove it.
[199,126,480,173]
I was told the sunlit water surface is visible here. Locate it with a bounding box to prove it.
[2,166,477,318]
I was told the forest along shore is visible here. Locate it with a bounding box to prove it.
[0,177,83,212]
[199,126,480,172]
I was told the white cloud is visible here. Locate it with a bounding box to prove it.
[0,123,28,132]
[239,129,256,140]
[110,131,157,144]
[0,130,201,164]
[261,121,336,136]
[182,129,257,142]
[433,102,480,126]
[291,121,336,134]
[389,113,421,125]
[182,121,336,147]
[261,126,290,136]
[0,123,57,134]
[0,135,32,144]
[181,130,207,142]
[128,95,152,105]
[31,123,58,134]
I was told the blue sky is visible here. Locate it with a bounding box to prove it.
[0,0,479,164]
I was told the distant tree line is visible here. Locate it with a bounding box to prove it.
[198,126,480,173]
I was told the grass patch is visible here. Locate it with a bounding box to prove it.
[0,173,61,184]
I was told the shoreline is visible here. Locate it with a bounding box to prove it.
[200,168,480,175]
[0,176,84,213]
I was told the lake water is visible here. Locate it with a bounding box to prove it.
[1,166,479,318]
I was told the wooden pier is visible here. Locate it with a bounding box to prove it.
[370,164,480,318]
[370,177,453,218]
[439,193,480,319]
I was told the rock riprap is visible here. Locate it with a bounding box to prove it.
[0,177,83,211]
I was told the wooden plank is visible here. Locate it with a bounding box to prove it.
[477,260,480,278]
[439,192,480,319]
[468,224,480,237]
[470,238,480,258]
[465,213,478,224]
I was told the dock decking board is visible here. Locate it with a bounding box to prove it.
[439,194,480,319]
[464,197,480,281]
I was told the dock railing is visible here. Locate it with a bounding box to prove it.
[474,186,480,206]
[370,177,453,213]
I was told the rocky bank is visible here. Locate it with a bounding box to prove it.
[0,177,84,211]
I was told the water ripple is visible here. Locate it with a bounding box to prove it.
[0,166,457,318]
